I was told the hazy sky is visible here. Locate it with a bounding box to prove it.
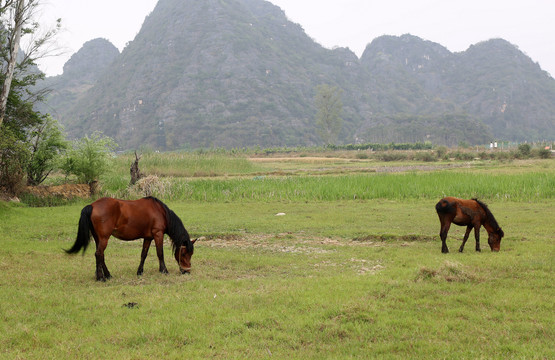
[36,0,555,77]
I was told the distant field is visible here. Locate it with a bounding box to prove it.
[99,157,555,202]
[1,154,553,358]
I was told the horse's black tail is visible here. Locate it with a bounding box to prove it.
[65,204,94,254]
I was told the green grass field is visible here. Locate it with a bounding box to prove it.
[1,155,553,359]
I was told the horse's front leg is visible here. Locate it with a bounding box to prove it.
[137,238,152,276]
[153,232,168,274]
[474,226,481,252]
[459,226,473,252]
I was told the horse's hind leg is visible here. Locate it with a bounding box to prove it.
[439,221,451,253]
[94,236,111,281]
[153,232,168,274]
[474,226,481,252]
[137,238,152,276]
[459,226,473,252]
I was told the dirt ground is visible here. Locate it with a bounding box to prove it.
[23,184,90,199]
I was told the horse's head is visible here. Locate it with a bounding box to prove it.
[487,228,504,252]
[175,238,197,274]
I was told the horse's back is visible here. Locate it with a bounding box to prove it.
[90,197,166,240]
[436,197,486,226]
[437,197,480,211]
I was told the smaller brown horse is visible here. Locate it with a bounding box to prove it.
[66,196,196,281]
[435,197,504,253]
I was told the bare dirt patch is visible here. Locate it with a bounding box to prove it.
[200,233,335,254]
[24,184,90,199]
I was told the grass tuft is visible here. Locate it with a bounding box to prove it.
[416,261,481,283]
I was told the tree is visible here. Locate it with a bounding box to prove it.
[26,115,67,185]
[0,128,29,194]
[0,0,61,194]
[0,0,24,126]
[314,84,343,145]
[61,132,117,195]
[0,0,61,127]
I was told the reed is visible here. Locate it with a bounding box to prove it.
[113,151,264,177]
[102,171,555,202]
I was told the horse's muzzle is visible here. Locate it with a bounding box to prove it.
[180,268,191,274]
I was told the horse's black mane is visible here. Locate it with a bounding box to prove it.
[145,196,193,252]
[473,198,503,234]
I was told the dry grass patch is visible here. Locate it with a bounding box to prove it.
[416,261,482,283]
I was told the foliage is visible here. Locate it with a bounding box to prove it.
[0,0,62,191]
[26,115,68,185]
[517,143,531,157]
[0,128,29,194]
[61,132,117,185]
[0,0,61,124]
[327,142,433,151]
[314,84,343,145]
[536,148,552,159]
[0,78,44,140]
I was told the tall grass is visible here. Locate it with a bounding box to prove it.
[113,151,264,177]
[102,171,555,202]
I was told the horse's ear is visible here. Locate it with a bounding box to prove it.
[192,238,198,244]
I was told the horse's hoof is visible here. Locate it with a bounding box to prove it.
[459,248,464,253]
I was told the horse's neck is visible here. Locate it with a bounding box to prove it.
[482,217,496,234]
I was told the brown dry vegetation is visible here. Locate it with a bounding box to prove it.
[24,184,90,199]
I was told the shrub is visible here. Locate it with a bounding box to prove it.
[378,152,407,162]
[435,146,448,159]
[413,151,437,162]
[517,143,531,158]
[536,148,552,159]
[0,131,29,195]
[61,132,117,193]
[452,151,475,161]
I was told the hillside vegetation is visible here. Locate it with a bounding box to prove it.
[39,0,555,150]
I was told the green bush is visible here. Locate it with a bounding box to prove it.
[0,131,29,194]
[378,152,407,162]
[61,132,117,187]
[413,151,437,162]
[536,148,552,159]
[435,146,448,159]
[452,151,475,161]
[517,143,531,158]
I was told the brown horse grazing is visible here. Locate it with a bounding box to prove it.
[66,196,196,281]
[435,197,504,253]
